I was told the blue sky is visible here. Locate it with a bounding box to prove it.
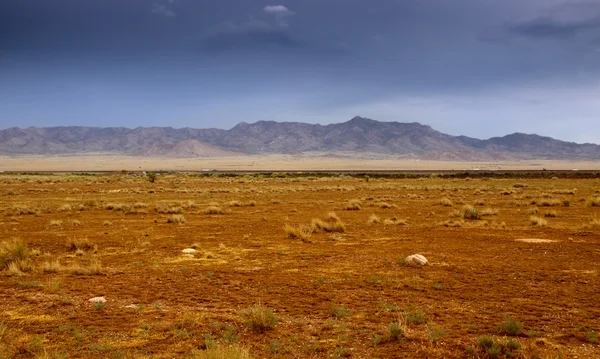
[1,0,600,143]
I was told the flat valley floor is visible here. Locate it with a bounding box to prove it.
[1,173,599,358]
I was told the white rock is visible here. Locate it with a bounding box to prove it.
[181,248,197,254]
[124,304,139,309]
[405,254,428,266]
[89,296,106,303]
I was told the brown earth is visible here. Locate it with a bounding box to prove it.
[0,174,599,358]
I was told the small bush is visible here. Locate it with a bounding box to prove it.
[157,204,184,214]
[544,211,557,218]
[497,317,524,336]
[586,196,600,207]
[527,207,539,215]
[241,303,278,333]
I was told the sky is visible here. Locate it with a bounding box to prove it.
[1,0,600,143]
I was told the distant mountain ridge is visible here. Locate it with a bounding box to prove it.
[1,117,599,160]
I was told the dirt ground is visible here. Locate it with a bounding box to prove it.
[1,154,600,171]
[1,173,599,358]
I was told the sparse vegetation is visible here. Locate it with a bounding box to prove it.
[343,199,362,210]
[241,303,278,333]
[167,214,187,224]
[530,216,548,227]
[0,238,37,273]
[497,317,524,336]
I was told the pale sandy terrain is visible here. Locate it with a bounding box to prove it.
[0,154,599,172]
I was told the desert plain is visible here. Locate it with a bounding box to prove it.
[1,168,600,358]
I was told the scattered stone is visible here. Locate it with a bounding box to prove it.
[405,254,428,266]
[89,296,106,303]
[181,248,197,254]
[515,238,556,243]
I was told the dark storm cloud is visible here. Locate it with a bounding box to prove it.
[1,0,600,143]
[510,17,600,39]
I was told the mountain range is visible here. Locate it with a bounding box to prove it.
[1,117,599,160]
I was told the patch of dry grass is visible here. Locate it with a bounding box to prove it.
[439,197,453,207]
[167,214,187,224]
[0,238,37,273]
[284,224,313,241]
[204,206,226,215]
[66,237,95,252]
[311,218,346,233]
[344,199,362,210]
[368,214,381,224]
[530,216,548,227]
[383,217,407,226]
[241,303,278,333]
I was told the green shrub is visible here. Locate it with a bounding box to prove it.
[241,304,278,333]
[497,317,524,336]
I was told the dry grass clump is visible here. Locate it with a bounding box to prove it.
[103,220,113,227]
[0,238,37,274]
[71,219,82,227]
[383,217,407,226]
[368,214,381,224]
[536,198,561,207]
[133,202,148,208]
[157,203,184,214]
[241,303,278,333]
[193,344,252,359]
[66,237,95,252]
[311,218,346,233]
[527,207,539,215]
[544,211,557,218]
[49,220,63,227]
[439,197,453,207]
[105,203,128,211]
[530,216,548,227]
[284,224,313,241]
[376,202,395,209]
[57,204,72,212]
[325,211,340,221]
[438,219,464,227]
[227,200,256,207]
[586,195,600,207]
[480,208,498,216]
[10,204,39,216]
[41,258,103,275]
[167,214,187,224]
[343,199,362,210]
[204,206,226,215]
[460,205,481,220]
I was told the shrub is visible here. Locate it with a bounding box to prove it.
[586,196,600,207]
[480,208,498,216]
[544,211,557,218]
[527,207,539,215]
[497,317,524,336]
[241,303,278,333]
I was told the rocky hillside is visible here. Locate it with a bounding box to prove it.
[1,117,598,160]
